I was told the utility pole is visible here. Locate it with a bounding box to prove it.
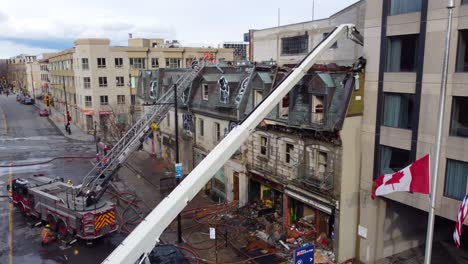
[174,83,182,244]
[423,1,454,263]
[62,76,71,134]
[29,63,36,101]
[128,74,135,125]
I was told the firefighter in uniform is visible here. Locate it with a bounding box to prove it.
[41,224,56,245]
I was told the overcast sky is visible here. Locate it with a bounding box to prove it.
[0,0,359,58]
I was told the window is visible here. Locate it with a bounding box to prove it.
[285,143,294,164]
[98,77,107,87]
[281,35,308,55]
[166,58,181,68]
[383,93,414,129]
[389,0,422,16]
[323,33,338,49]
[317,151,327,173]
[202,84,209,100]
[151,58,159,68]
[215,123,221,141]
[254,91,263,107]
[100,96,108,105]
[379,145,410,176]
[444,159,468,200]
[83,77,91,89]
[199,119,204,137]
[115,58,123,68]
[386,34,418,72]
[129,58,145,69]
[131,95,136,105]
[85,96,92,107]
[456,30,468,72]
[116,76,124,87]
[97,58,106,68]
[82,58,89,70]
[260,136,268,155]
[450,97,468,138]
[117,95,125,104]
[167,113,170,127]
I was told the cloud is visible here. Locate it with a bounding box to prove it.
[0,10,8,23]
[0,41,57,58]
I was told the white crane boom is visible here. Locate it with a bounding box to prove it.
[103,24,362,264]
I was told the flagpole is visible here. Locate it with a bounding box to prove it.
[424,1,454,263]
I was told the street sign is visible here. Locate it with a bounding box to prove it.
[175,163,183,179]
[294,244,314,264]
[209,227,216,239]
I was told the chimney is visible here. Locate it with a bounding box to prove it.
[128,33,133,39]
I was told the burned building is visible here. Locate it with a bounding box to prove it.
[137,59,365,261]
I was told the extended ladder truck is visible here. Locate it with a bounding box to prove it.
[8,60,207,241]
[103,24,364,264]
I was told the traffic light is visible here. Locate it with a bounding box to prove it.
[45,96,50,107]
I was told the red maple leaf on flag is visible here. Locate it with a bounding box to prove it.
[385,171,405,190]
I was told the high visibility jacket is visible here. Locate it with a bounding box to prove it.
[41,228,53,242]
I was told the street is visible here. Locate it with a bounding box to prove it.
[0,95,125,264]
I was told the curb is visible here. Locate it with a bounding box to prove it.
[33,101,94,143]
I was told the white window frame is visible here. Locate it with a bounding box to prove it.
[100,95,109,105]
[260,136,268,156]
[151,58,159,68]
[117,95,125,104]
[116,76,124,87]
[115,58,123,68]
[99,77,107,87]
[97,58,106,68]
[85,96,92,107]
[202,84,209,100]
[82,58,89,70]
[83,77,91,89]
[285,143,294,164]
[215,122,221,141]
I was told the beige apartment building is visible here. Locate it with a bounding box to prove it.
[359,0,468,262]
[248,0,365,66]
[46,38,233,139]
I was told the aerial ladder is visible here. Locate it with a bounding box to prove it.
[103,24,363,264]
[77,60,207,205]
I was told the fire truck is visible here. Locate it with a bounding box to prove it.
[9,176,116,239]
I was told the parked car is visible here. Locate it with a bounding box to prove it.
[23,97,34,105]
[19,96,26,104]
[39,108,49,117]
[16,94,21,101]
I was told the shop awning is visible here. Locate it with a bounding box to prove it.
[285,189,333,215]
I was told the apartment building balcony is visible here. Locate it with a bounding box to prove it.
[294,167,333,192]
[266,109,337,130]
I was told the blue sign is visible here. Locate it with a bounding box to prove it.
[294,244,314,264]
[175,163,183,179]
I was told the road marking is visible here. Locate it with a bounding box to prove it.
[8,164,13,264]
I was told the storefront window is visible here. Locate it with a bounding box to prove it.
[287,196,332,249]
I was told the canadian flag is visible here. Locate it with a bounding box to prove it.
[371,154,430,200]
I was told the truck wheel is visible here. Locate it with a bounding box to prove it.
[47,215,57,231]
[58,220,67,237]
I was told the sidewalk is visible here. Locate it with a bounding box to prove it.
[34,99,94,142]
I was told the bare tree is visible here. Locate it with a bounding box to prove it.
[99,103,131,143]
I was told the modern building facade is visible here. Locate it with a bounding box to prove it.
[248,0,365,66]
[222,42,249,63]
[45,38,234,140]
[359,0,468,262]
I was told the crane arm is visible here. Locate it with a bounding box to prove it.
[103,24,362,264]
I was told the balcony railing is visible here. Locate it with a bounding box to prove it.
[294,167,333,191]
[266,108,338,130]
